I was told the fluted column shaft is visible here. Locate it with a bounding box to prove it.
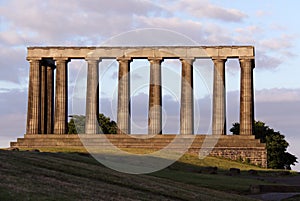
[180,58,194,134]
[26,59,41,134]
[46,65,54,134]
[40,64,47,134]
[85,58,100,134]
[148,58,163,134]
[212,57,227,135]
[117,58,131,134]
[239,58,254,135]
[54,58,69,134]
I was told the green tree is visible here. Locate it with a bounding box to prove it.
[98,113,117,134]
[68,114,117,134]
[230,121,297,169]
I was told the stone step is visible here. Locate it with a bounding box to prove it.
[11,134,267,167]
[12,140,265,148]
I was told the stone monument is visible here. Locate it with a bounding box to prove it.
[11,46,267,167]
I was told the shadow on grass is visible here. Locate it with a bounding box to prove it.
[1,149,297,200]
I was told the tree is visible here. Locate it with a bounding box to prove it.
[230,121,297,169]
[68,114,117,134]
[68,115,85,134]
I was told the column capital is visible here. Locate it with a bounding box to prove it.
[239,56,254,60]
[212,56,227,62]
[239,57,255,69]
[148,57,163,64]
[85,58,100,67]
[117,57,131,61]
[26,57,42,62]
[85,57,101,62]
[180,57,195,64]
[53,57,70,63]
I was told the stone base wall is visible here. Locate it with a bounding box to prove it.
[209,148,267,167]
[11,134,267,167]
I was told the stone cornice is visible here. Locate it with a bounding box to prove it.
[27,46,255,59]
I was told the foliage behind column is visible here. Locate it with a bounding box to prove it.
[68,114,117,134]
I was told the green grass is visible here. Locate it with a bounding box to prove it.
[150,152,294,194]
[1,148,295,200]
[151,169,270,193]
[0,150,262,201]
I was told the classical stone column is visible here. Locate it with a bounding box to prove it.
[85,58,100,134]
[40,63,47,134]
[212,57,227,135]
[148,58,163,134]
[38,59,55,134]
[239,58,254,135]
[46,64,55,134]
[54,58,69,134]
[117,57,131,134]
[180,58,194,134]
[26,58,41,134]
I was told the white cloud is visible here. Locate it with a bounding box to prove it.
[235,25,264,39]
[0,46,27,83]
[0,0,168,45]
[259,35,294,51]
[256,88,300,102]
[173,0,247,22]
[255,51,282,70]
[135,16,235,45]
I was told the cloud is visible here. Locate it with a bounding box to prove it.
[256,88,300,102]
[0,0,295,79]
[0,113,26,136]
[135,16,204,42]
[0,46,28,84]
[255,51,282,70]
[259,35,294,51]
[135,16,236,45]
[235,26,264,41]
[254,35,296,70]
[0,89,27,147]
[173,0,247,22]
[255,88,300,170]
[0,30,26,46]
[0,89,27,114]
[226,88,300,142]
[0,0,168,45]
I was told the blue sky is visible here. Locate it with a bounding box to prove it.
[0,0,299,170]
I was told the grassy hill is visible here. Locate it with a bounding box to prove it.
[0,149,293,201]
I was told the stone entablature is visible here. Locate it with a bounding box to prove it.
[27,46,254,59]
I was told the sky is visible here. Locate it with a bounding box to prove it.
[0,0,300,170]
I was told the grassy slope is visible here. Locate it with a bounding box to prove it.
[152,153,283,193]
[5,147,295,201]
[0,150,265,201]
